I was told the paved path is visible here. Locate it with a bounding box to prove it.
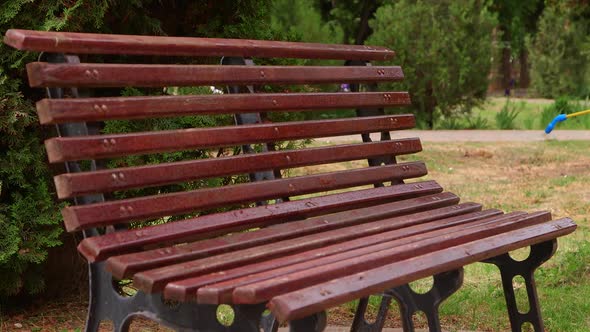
[319,130,590,143]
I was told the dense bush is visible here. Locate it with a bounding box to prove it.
[367,0,497,129]
[495,99,522,130]
[0,0,284,299]
[528,4,590,98]
[270,0,343,44]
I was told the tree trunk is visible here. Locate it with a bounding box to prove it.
[354,0,378,45]
[496,26,512,94]
[425,81,436,129]
[519,49,530,88]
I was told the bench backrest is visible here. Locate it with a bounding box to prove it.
[4,29,431,253]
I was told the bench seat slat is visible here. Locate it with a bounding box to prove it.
[78,181,444,262]
[27,63,404,88]
[164,209,504,302]
[200,210,519,304]
[231,212,549,304]
[105,192,461,279]
[268,217,576,322]
[130,202,483,293]
[45,115,415,162]
[5,29,395,60]
[36,92,411,124]
[63,162,428,231]
[55,139,422,199]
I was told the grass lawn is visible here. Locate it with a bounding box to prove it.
[1,140,588,332]
[444,97,590,130]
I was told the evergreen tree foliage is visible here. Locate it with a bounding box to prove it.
[528,3,590,98]
[317,0,383,45]
[270,0,343,44]
[0,0,278,298]
[489,0,544,89]
[367,0,497,128]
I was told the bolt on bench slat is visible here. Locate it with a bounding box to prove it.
[36,92,411,124]
[5,29,395,60]
[78,181,444,262]
[26,62,404,88]
[268,217,576,323]
[45,115,415,163]
[54,139,422,199]
[63,162,428,231]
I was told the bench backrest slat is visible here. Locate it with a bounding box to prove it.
[36,92,411,124]
[80,186,451,262]
[62,162,428,231]
[54,139,422,199]
[26,63,404,88]
[5,29,395,60]
[45,115,415,163]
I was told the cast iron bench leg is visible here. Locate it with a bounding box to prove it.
[350,293,394,332]
[350,269,463,332]
[86,263,271,332]
[483,239,557,332]
[288,311,328,332]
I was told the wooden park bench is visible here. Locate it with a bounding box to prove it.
[3,29,576,332]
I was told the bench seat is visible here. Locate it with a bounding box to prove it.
[4,29,576,331]
[78,187,571,323]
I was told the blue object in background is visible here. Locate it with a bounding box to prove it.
[545,114,568,134]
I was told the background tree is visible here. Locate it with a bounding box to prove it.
[490,0,544,91]
[270,0,342,44]
[0,0,279,300]
[317,0,383,45]
[367,0,497,128]
[528,1,590,98]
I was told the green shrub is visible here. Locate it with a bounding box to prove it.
[528,4,590,98]
[495,99,522,129]
[437,117,465,130]
[0,0,289,299]
[465,115,490,129]
[522,116,536,130]
[0,89,62,296]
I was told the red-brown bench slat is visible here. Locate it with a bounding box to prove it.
[200,210,521,304]
[36,92,411,124]
[164,209,504,302]
[26,62,404,88]
[62,162,428,231]
[268,217,576,322]
[78,181,444,262]
[104,192,461,279]
[130,202,482,293]
[45,115,415,163]
[231,211,550,304]
[54,139,422,199]
[5,29,395,60]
